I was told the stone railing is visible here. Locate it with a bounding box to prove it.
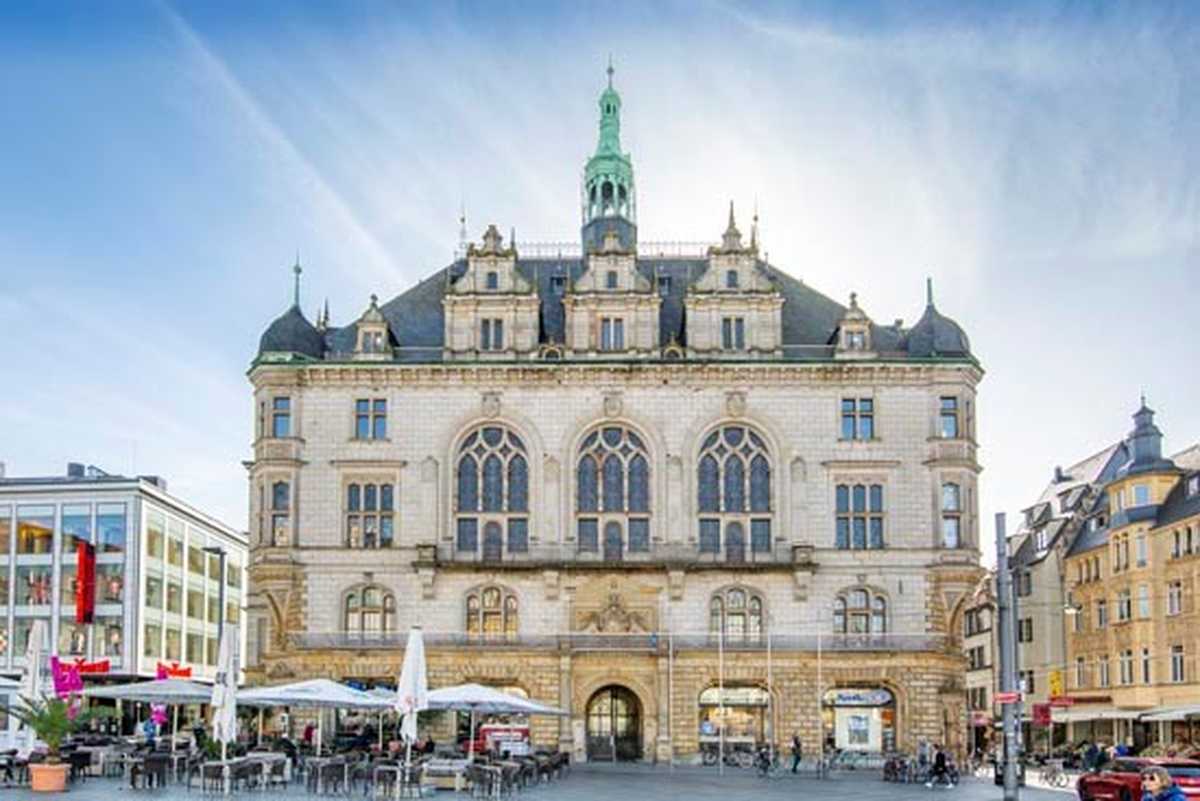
[427,541,814,569]
[287,630,943,654]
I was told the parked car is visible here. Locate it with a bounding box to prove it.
[1077,757,1200,801]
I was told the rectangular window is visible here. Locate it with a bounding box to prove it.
[698,519,720,553]
[480,318,504,351]
[551,275,566,295]
[939,396,959,438]
[1118,589,1131,621]
[97,563,122,603]
[834,483,885,549]
[1189,476,1199,497]
[577,519,598,552]
[94,618,120,658]
[507,519,529,553]
[1168,581,1183,615]
[187,545,204,576]
[0,506,10,557]
[345,482,395,548]
[16,566,53,605]
[1017,618,1033,643]
[721,317,746,350]
[1075,657,1086,688]
[61,504,91,553]
[354,399,388,440]
[1141,647,1151,684]
[1120,650,1133,685]
[751,519,771,553]
[1097,599,1108,628]
[145,576,163,609]
[143,623,162,659]
[628,519,649,552]
[1099,657,1110,687]
[840,398,875,440]
[16,505,54,554]
[485,271,498,290]
[167,523,183,567]
[600,318,625,351]
[1171,645,1185,683]
[657,276,671,296]
[1174,530,1183,558]
[456,518,478,552]
[1137,584,1150,618]
[1073,605,1084,632]
[1133,484,1150,506]
[96,503,125,554]
[187,589,203,620]
[1020,670,1035,694]
[1136,533,1147,567]
[146,511,165,561]
[271,397,291,438]
[186,633,203,664]
[166,580,182,614]
[165,627,181,661]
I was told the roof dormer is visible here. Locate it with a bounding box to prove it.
[353,295,392,361]
[834,292,875,359]
[574,227,650,293]
[452,224,532,295]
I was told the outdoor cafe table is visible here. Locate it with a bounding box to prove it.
[306,756,353,795]
[246,751,291,785]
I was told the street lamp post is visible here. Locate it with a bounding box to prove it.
[203,545,228,647]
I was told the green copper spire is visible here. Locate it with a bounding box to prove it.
[583,59,636,240]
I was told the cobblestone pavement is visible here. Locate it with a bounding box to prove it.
[10,765,1074,801]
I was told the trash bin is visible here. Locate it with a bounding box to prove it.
[994,760,1027,786]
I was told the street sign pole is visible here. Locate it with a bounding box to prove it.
[995,513,1020,801]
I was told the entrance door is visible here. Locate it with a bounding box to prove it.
[586,685,641,761]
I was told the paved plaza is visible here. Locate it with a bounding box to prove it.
[8,765,1072,801]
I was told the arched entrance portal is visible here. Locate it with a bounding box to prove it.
[585,685,642,761]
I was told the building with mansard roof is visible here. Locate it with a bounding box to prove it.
[245,66,984,763]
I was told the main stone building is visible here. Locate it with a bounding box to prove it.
[245,68,984,762]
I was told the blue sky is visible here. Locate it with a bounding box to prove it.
[1,1,1197,553]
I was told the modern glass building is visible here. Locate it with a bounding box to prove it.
[0,463,247,682]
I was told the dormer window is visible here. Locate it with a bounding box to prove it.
[725,270,739,289]
[657,276,671,296]
[721,317,745,350]
[486,271,499,290]
[1188,476,1199,497]
[600,318,624,351]
[480,319,504,351]
[551,275,566,296]
[847,331,866,350]
[606,270,618,289]
[360,331,383,353]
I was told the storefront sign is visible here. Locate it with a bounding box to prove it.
[1032,703,1052,726]
[72,658,110,674]
[156,661,192,679]
[50,656,84,697]
[699,686,770,707]
[825,688,894,707]
[1049,696,1075,707]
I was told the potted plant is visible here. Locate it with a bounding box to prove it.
[9,695,115,792]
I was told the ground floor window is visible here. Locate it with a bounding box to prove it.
[698,685,771,744]
[821,687,895,753]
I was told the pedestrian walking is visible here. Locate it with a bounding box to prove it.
[791,732,802,773]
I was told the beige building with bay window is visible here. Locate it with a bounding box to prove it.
[244,68,984,762]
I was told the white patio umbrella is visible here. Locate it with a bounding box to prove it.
[238,678,389,755]
[85,678,215,754]
[210,625,240,771]
[425,683,565,761]
[20,620,49,750]
[394,627,428,776]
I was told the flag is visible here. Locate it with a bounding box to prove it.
[75,542,96,624]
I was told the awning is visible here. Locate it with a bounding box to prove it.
[238,678,390,710]
[1141,705,1200,722]
[83,677,214,705]
[1051,708,1145,723]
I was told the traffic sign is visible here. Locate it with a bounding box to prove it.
[996,691,1022,704]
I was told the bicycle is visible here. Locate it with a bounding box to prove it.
[1038,760,1069,789]
[755,746,784,779]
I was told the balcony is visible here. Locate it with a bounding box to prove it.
[423,541,816,570]
[287,630,944,654]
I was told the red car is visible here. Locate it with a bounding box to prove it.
[1077,757,1200,801]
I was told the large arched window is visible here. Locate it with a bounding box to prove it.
[576,426,651,560]
[465,586,518,639]
[832,588,887,635]
[697,425,772,562]
[455,426,529,558]
[344,585,396,640]
[709,587,765,643]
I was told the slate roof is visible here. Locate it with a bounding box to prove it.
[1156,470,1200,528]
[258,254,960,363]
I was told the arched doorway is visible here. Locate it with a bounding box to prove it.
[585,685,641,761]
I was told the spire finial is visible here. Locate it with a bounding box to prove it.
[607,54,614,88]
[727,200,736,231]
[292,253,303,307]
[751,198,759,250]
[850,291,859,309]
[925,276,934,307]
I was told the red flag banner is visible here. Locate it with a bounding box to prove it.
[156,661,192,679]
[1032,703,1052,727]
[75,542,96,624]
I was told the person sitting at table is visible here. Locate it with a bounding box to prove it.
[422,738,435,756]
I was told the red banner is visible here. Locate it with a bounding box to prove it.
[73,658,110,674]
[75,541,96,624]
[1032,703,1052,726]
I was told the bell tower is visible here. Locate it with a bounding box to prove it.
[582,59,637,253]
